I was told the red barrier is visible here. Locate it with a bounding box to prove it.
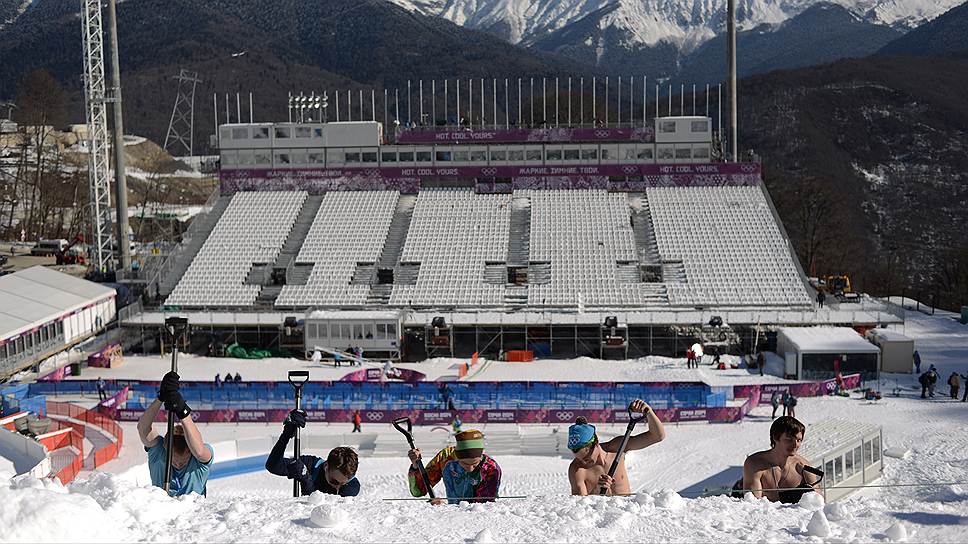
[505,350,534,362]
[53,430,84,485]
[46,392,126,479]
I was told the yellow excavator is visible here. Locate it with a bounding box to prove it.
[821,275,859,303]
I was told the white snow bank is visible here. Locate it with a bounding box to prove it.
[0,470,960,543]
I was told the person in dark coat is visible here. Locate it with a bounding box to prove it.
[913,350,921,373]
[816,291,826,308]
[948,372,960,400]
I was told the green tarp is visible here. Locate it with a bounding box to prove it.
[225,343,291,359]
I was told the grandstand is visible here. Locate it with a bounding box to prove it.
[125,113,903,361]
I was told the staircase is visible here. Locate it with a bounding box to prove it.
[157,196,232,297]
[272,195,324,273]
[365,195,417,305]
[504,195,532,305]
[661,261,687,283]
[629,193,662,266]
[250,195,325,306]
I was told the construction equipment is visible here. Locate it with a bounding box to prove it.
[821,275,859,303]
[56,234,88,265]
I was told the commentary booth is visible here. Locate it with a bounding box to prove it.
[303,310,403,360]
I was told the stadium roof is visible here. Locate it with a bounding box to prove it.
[778,327,879,354]
[0,266,115,342]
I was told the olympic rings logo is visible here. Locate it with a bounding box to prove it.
[366,412,384,421]
[555,411,574,421]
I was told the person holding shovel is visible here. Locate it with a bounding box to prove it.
[406,429,502,505]
[264,408,361,496]
[567,399,666,496]
[137,371,213,496]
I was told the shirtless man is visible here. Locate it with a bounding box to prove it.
[742,416,820,503]
[567,399,666,495]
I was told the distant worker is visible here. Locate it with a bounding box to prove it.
[783,392,797,418]
[913,350,921,374]
[961,372,968,402]
[452,415,462,434]
[265,409,361,496]
[567,399,666,496]
[948,372,960,400]
[96,377,108,402]
[352,410,362,433]
[224,372,233,384]
[137,371,213,496]
[234,372,242,383]
[770,390,781,420]
[816,290,826,309]
[214,373,221,389]
[739,416,820,503]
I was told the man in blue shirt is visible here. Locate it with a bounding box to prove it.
[137,371,213,496]
[264,409,361,496]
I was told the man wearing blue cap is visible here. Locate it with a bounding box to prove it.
[567,399,666,495]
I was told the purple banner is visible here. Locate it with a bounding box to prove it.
[340,367,427,383]
[733,374,861,403]
[220,162,761,195]
[396,127,655,144]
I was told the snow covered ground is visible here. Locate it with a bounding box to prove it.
[2,307,967,542]
[71,350,790,385]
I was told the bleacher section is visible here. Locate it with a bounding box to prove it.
[159,185,812,311]
[646,186,812,307]
[388,188,511,306]
[527,190,647,306]
[165,191,307,307]
[275,191,399,306]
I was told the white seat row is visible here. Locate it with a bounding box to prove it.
[166,191,307,307]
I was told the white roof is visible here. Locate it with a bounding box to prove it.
[800,418,881,461]
[867,329,913,343]
[306,310,403,321]
[778,327,879,354]
[0,266,115,342]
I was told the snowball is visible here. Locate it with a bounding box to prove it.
[309,504,349,529]
[471,528,495,543]
[307,490,327,506]
[797,491,825,511]
[634,492,655,507]
[883,447,911,460]
[655,489,685,510]
[885,522,908,542]
[824,502,852,522]
[806,510,831,537]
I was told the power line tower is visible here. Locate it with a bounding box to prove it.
[164,70,201,157]
[81,0,114,274]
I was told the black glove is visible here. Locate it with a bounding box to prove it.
[158,371,180,402]
[287,459,309,481]
[164,390,192,419]
[283,409,307,435]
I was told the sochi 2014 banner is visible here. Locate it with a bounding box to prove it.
[115,406,744,424]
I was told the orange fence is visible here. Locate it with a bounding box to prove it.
[46,397,124,482]
[53,429,84,485]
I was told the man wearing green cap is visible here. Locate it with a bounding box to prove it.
[407,429,503,504]
[567,399,666,495]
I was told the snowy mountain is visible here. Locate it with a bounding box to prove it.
[388,0,965,53]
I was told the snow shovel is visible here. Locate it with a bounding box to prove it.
[162,316,188,496]
[600,402,649,495]
[392,417,436,499]
[288,370,310,497]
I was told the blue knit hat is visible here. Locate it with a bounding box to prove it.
[568,421,597,451]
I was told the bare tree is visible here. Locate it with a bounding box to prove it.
[14,69,66,241]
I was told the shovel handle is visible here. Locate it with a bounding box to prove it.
[392,417,435,499]
[600,402,648,495]
[288,370,310,387]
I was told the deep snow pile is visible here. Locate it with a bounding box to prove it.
[0,469,947,543]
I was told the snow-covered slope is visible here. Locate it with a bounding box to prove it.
[388,0,964,52]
